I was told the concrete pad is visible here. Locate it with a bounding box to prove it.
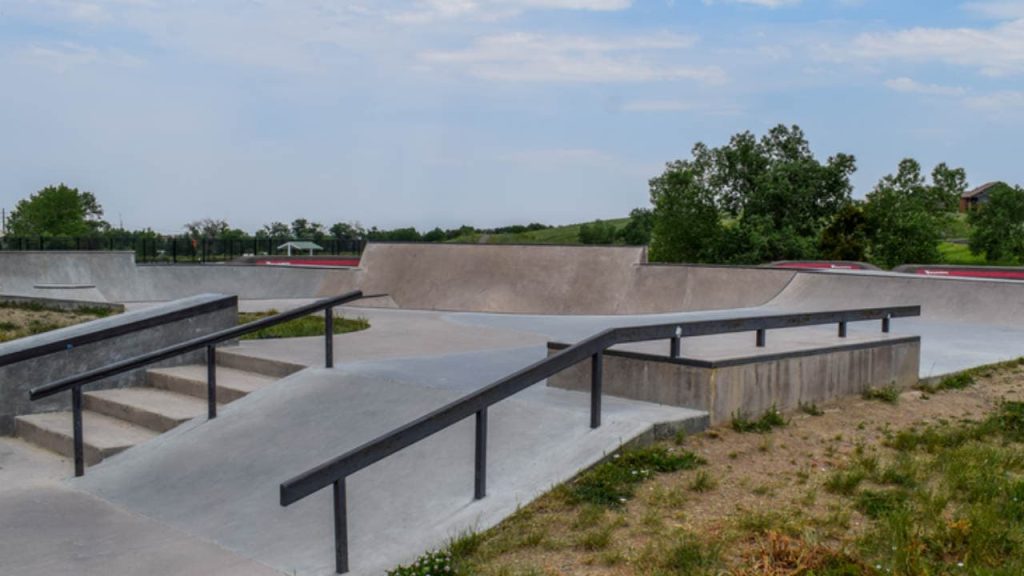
[0,485,282,576]
[73,358,704,575]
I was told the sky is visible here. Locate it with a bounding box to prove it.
[1,0,1023,234]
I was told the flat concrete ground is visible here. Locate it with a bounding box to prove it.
[5,287,1024,575]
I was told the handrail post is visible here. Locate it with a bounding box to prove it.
[333,478,349,574]
[325,307,334,368]
[882,315,891,333]
[756,329,766,348]
[475,408,487,500]
[670,336,680,359]
[207,345,217,419]
[590,352,602,429]
[838,321,848,338]
[72,384,84,477]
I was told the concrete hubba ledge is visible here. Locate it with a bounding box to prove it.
[0,293,238,435]
[547,336,921,425]
[0,293,125,314]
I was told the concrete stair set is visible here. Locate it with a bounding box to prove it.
[14,351,301,466]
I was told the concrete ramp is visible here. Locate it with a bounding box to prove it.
[73,351,704,575]
[764,270,1024,326]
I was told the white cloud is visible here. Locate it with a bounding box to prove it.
[702,0,801,7]
[391,0,631,23]
[963,1,1024,20]
[620,99,741,114]
[966,90,1024,110]
[884,77,966,96]
[419,32,726,84]
[14,42,145,72]
[852,18,1024,76]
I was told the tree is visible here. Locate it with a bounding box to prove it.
[184,218,229,239]
[864,159,960,268]
[329,222,364,241]
[258,222,290,238]
[649,163,722,262]
[819,203,869,261]
[968,183,1024,262]
[647,125,855,263]
[618,208,653,245]
[422,227,446,242]
[578,220,616,245]
[7,184,108,236]
[290,218,326,241]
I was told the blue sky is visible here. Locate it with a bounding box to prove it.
[1,0,1022,233]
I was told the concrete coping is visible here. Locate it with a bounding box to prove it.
[0,293,237,367]
[548,334,922,369]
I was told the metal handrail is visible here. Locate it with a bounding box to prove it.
[29,290,366,476]
[279,304,920,574]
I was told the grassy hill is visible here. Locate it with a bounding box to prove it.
[447,218,631,245]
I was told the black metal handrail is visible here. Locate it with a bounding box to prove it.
[279,304,920,574]
[29,290,365,477]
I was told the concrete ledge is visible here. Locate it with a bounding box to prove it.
[0,294,238,435]
[547,336,921,425]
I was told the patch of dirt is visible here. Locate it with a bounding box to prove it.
[468,363,1024,575]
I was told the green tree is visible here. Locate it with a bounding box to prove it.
[618,208,653,245]
[578,219,616,245]
[864,159,958,268]
[7,184,107,236]
[648,163,722,262]
[422,227,446,242]
[258,221,291,238]
[819,203,869,261]
[329,222,364,241]
[290,218,326,241]
[968,183,1024,262]
[648,125,855,264]
[184,218,229,239]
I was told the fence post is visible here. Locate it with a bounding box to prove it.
[325,307,334,368]
[590,352,603,428]
[72,385,84,477]
[333,479,349,574]
[475,408,488,499]
[207,345,217,419]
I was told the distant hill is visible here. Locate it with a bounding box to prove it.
[446,218,631,245]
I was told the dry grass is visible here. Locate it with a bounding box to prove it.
[393,358,1024,576]
[0,302,113,342]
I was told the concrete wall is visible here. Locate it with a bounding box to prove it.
[0,294,237,434]
[547,337,920,425]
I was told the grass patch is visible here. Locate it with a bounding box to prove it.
[799,401,824,416]
[564,446,704,508]
[731,405,788,433]
[0,301,116,342]
[862,385,900,404]
[237,310,369,340]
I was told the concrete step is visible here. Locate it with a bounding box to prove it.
[14,411,158,466]
[147,364,276,403]
[84,388,210,433]
[216,348,305,379]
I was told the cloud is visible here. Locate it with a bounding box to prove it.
[963,1,1024,20]
[965,90,1024,110]
[620,98,741,114]
[851,18,1024,76]
[419,32,727,84]
[884,77,966,96]
[391,0,632,23]
[14,42,145,72]
[702,0,801,7]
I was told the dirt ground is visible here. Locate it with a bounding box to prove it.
[464,361,1024,575]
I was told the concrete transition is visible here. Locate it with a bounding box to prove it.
[3,243,1024,575]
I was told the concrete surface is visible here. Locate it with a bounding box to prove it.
[5,244,1024,575]
[0,293,236,434]
[73,351,705,575]
[549,336,921,424]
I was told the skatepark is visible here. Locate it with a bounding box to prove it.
[2,243,1024,575]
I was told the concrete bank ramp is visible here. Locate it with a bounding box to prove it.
[73,351,705,575]
[359,243,795,314]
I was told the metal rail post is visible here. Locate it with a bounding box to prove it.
[207,345,217,419]
[72,385,84,477]
[590,352,603,428]
[325,307,334,368]
[475,408,488,499]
